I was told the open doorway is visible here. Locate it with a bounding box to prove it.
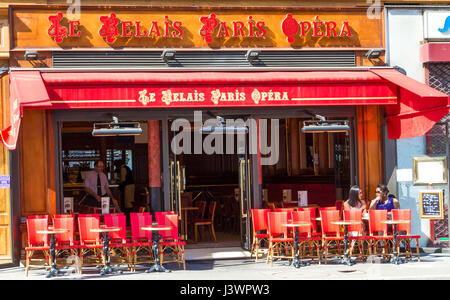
[168,116,252,250]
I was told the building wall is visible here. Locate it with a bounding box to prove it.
[386,7,450,247]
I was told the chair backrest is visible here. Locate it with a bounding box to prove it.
[391,209,411,234]
[335,200,344,211]
[368,209,388,236]
[205,202,216,221]
[291,211,312,236]
[130,212,152,242]
[77,216,101,245]
[154,211,176,225]
[194,200,207,219]
[297,207,317,232]
[251,209,270,233]
[104,213,127,243]
[343,209,363,235]
[27,215,49,246]
[266,202,276,211]
[138,206,146,213]
[319,210,341,237]
[267,212,289,238]
[319,206,337,211]
[274,208,296,212]
[78,214,101,220]
[53,214,75,245]
[158,214,180,240]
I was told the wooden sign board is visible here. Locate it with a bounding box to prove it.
[419,189,444,219]
[11,7,383,49]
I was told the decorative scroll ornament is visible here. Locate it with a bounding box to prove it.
[99,13,119,44]
[48,13,68,43]
[199,13,219,43]
[281,14,299,43]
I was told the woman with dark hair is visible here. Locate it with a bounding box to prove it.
[344,185,367,212]
[369,184,399,212]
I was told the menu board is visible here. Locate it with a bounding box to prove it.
[419,190,444,219]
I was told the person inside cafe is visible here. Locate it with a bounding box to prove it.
[83,160,122,213]
[368,184,399,212]
[118,160,135,213]
[344,185,367,212]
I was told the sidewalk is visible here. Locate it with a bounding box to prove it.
[2,252,450,280]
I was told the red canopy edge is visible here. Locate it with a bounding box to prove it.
[370,69,449,139]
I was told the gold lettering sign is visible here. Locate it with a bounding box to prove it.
[12,7,382,49]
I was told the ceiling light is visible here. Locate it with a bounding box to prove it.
[92,116,143,136]
[301,120,350,133]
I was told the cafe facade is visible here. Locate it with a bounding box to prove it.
[0,1,448,265]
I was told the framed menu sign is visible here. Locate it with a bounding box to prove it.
[419,190,444,219]
[413,156,447,185]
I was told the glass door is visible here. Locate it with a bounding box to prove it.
[237,128,252,250]
[169,151,186,237]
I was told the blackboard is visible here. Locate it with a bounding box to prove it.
[419,190,444,219]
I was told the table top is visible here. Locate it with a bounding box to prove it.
[382,220,411,225]
[141,226,173,231]
[90,227,121,233]
[331,221,362,225]
[282,223,310,227]
[37,229,69,234]
[181,207,199,211]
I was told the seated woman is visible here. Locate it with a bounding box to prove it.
[344,185,367,212]
[369,184,399,212]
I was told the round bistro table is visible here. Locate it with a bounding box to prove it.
[37,228,69,278]
[181,207,199,241]
[90,227,122,275]
[141,225,173,273]
[382,220,411,265]
[282,223,311,268]
[331,220,362,266]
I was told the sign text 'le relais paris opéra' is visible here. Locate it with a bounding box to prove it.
[48,12,353,44]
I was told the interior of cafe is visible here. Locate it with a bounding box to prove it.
[60,115,353,248]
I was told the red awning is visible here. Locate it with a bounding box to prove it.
[371,69,449,139]
[1,71,50,150]
[1,68,448,149]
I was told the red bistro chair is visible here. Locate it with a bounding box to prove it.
[391,209,421,262]
[250,209,270,262]
[159,213,186,270]
[77,216,103,273]
[368,209,393,260]
[154,211,176,225]
[25,215,50,276]
[336,200,345,218]
[52,214,79,268]
[266,212,293,266]
[130,212,153,272]
[319,206,337,212]
[291,211,322,264]
[193,202,217,243]
[343,209,372,261]
[104,213,132,270]
[297,207,320,236]
[319,210,344,264]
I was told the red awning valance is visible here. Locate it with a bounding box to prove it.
[1,68,448,149]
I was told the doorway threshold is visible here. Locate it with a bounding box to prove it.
[185,247,251,261]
